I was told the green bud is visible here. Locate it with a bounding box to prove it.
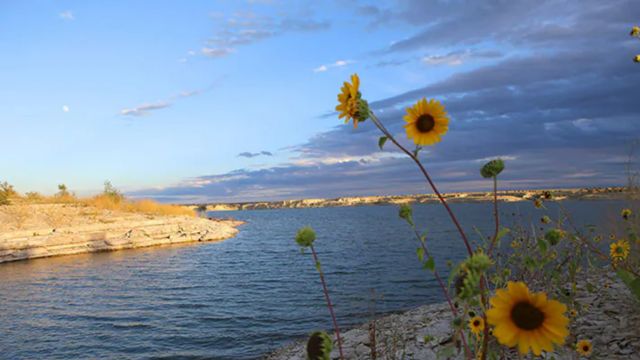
[356,99,371,124]
[306,331,333,360]
[541,215,551,224]
[398,204,414,226]
[480,159,505,178]
[544,229,564,246]
[295,226,316,248]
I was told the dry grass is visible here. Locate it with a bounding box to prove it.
[3,192,193,218]
[84,195,194,217]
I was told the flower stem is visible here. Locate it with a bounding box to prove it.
[411,228,472,359]
[488,176,500,255]
[310,245,344,360]
[368,112,473,256]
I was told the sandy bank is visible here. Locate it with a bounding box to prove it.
[0,204,243,263]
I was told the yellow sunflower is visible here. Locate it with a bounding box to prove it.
[576,339,593,356]
[609,240,630,261]
[468,316,485,336]
[487,281,569,356]
[336,74,363,128]
[621,208,632,220]
[632,26,640,37]
[403,98,449,146]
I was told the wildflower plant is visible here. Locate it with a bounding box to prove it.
[295,72,638,359]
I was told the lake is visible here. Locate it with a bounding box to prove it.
[0,200,625,359]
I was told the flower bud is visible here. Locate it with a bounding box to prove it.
[480,159,505,178]
[306,331,333,360]
[295,226,316,248]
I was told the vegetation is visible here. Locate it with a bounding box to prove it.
[0,180,194,228]
[295,48,640,360]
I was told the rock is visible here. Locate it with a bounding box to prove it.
[0,209,243,263]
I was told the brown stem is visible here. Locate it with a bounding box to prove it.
[412,229,472,359]
[488,176,500,255]
[310,245,344,360]
[369,112,473,256]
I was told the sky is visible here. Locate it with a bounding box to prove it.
[1,0,639,203]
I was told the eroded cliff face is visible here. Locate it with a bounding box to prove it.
[0,204,243,263]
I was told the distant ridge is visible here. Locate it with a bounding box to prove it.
[186,187,627,212]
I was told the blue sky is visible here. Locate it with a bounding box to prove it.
[1,0,639,202]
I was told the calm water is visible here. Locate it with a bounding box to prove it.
[0,200,626,359]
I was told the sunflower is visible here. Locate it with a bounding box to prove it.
[336,74,365,128]
[621,208,632,220]
[569,309,577,318]
[609,240,630,261]
[403,98,449,146]
[576,339,593,357]
[487,281,569,356]
[609,233,616,241]
[469,316,485,336]
[632,26,640,37]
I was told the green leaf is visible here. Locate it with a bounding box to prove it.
[496,227,510,240]
[424,256,435,272]
[617,269,640,302]
[537,238,548,253]
[416,247,425,262]
[378,136,388,150]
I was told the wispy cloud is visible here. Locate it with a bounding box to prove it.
[313,59,354,73]
[196,8,330,59]
[238,151,273,158]
[422,50,502,66]
[120,88,205,117]
[120,101,172,117]
[201,47,235,58]
[59,10,74,21]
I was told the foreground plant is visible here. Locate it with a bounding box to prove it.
[297,73,611,359]
[295,227,344,360]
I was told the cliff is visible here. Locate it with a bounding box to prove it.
[0,204,243,263]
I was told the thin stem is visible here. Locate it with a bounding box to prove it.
[482,176,500,359]
[411,228,472,359]
[488,176,500,255]
[369,112,473,256]
[310,245,344,360]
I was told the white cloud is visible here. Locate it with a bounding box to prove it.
[312,59,353,73]
[120,88,207,117]
[313,65,328,73]
[201,47,235,58]
[62,105,70,113]
[59,11,74,21]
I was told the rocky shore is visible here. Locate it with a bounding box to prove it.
[194,187,626,212]
[0,204,243,263]
[266,271,639,359]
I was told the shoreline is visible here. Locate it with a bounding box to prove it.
[190,187,626,212]
[266,271,639,359]
[0,204,244,264]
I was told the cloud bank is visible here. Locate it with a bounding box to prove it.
[131,0,640,203]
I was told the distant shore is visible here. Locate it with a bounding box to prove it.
[0,203,243,264]
[188,186,627,212]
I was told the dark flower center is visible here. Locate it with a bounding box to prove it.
[473,320,481,327]
[416,114,435,133]
[511,301,545,330]
[583,345,590,352]
[306,333,327,359]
